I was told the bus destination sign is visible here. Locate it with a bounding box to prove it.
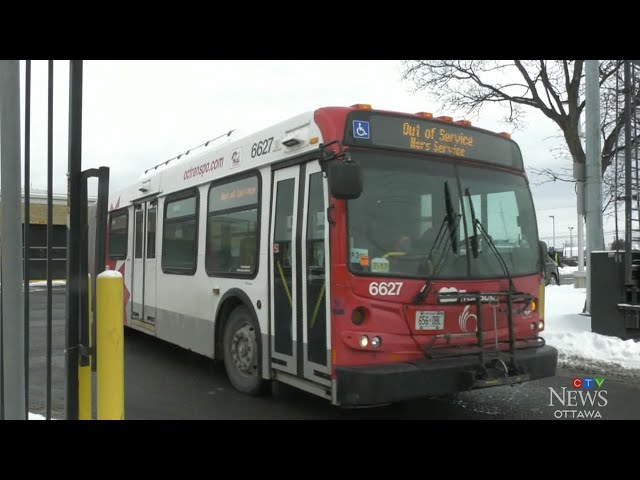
[346,113,523,171]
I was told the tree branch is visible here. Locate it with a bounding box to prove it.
[528,167,576,185]
[513,60,561,123]
[539,59,566,117]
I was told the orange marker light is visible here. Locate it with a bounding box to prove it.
[455,119,472,126]
[351,104,372,110]
[310,137,319,144]
[499,132,512,139]
[415,112,433,118]
[435,115,453,122]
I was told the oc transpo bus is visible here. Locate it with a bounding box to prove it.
[106,104,558,406]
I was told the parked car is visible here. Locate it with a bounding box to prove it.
[544,254,560,285]
[539,241,560,285]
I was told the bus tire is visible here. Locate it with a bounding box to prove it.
[223,305,265,395]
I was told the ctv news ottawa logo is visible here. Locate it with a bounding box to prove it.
[549,377,607,419]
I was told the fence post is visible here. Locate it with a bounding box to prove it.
[79,273,92,420]
[0,60,26,420]
[97,269,124,420]
[65,59,83,420]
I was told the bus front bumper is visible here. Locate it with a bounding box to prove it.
[335,345,558,406]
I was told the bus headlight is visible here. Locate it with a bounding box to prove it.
[371,336,382,348]
[359,336,369,348]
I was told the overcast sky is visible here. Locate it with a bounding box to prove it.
[14,60,616,251]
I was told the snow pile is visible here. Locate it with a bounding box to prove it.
[558,265,579,275]
[28,413,59,420]
[544,284,640,371]
[29,280,66,287]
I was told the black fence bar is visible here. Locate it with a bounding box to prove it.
[79,177,89,368]
[65,60,83,420]
[95,168,109,279]
[82,167,110,373]
[46,60,54,420]
[94,167,110,372]
[23,59,31,416]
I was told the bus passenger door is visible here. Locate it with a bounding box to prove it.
[143,200,157,325]
[131,204,145,323]
[269,161,330,386]
[131,200,157,329]
[270,166,299,375]
[300,162,331,386]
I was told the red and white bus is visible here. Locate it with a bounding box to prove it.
[106,104,558,406]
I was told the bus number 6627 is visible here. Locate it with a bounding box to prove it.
[369,282,403,296]
[251,137,274,158]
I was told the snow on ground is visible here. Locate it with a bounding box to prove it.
[558,265,579,275]
[26,282,639,419]
[29,280,66,287]
[544,284,640,371]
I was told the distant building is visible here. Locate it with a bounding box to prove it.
[0,190,96,280]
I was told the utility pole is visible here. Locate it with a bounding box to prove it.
[585,59,605,312]
[573,103,586,289]
[549,215,556,249]
[569,227,574,257]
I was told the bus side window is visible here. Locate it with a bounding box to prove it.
[108,208,128,260]
[162,192,198,274]
[206,173,260,277]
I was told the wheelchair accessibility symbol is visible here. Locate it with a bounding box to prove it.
[353,120,370,139]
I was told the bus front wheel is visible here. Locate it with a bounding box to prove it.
[223,305,266,395]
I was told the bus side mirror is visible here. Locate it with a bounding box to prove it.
[327,157,362,200]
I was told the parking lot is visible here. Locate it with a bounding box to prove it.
[23,285,640,420]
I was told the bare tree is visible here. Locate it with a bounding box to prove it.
[401,60,637,179]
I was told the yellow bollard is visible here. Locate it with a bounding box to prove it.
[79,274,93,420]
[97,269,125,420]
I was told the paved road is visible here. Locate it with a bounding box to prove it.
[26,285,66,419]
[26,286,640,420]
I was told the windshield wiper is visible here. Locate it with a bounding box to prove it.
[413,181,460,304]
[464,188,479,258]
[464,188,516,293]
[445,182,458,254]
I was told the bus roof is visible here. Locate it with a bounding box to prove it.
[108,105,522,210]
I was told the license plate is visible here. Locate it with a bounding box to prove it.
[415,311,445,330]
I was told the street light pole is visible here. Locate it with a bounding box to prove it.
[549,215,555,249]
[569,227,574,257]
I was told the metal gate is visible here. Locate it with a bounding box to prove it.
[0,60,109,420]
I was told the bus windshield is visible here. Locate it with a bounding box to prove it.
[347,151,539,280]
